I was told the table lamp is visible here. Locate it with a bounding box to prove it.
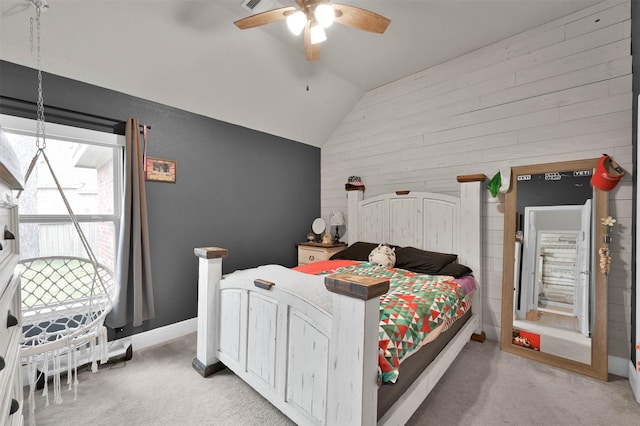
[329,211,345,244]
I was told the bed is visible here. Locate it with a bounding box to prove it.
[192,175,485,425]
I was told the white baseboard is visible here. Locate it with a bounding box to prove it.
[127,317,197,351]
[609,355,628,378]
[483,326,500,342]
[628,361,640,404]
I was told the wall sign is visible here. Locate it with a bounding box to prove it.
[145,157,176,183]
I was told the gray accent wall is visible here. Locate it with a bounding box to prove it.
[0,60,321,338]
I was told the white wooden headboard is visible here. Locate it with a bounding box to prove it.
[350,192,460,255]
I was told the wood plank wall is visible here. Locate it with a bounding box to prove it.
[321,1,632,360]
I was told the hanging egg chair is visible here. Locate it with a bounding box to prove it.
[15,1,119,420]
[17,130,120,421]
[17,143,120,419]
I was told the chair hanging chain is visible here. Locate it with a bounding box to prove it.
[30,2,46,150]
[24,1,103,294]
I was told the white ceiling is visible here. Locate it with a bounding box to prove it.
[0,0,600,147]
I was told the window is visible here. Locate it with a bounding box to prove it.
[1,114,124,272]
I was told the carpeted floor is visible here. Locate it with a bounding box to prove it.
[25,333,640,425]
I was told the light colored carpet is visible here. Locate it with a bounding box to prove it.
[26,333,640,425]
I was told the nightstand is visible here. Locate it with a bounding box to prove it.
[297,242,347,266]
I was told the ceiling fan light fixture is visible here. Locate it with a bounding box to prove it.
[233,2,390,60]
[314,4,334,28]
[310,24,327,44]
[286,11,306,35]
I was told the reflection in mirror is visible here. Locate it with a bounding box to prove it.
[501,159,608,380]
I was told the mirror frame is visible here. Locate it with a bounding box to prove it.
[500,158,608,380]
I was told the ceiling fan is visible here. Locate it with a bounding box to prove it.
[234,0,390,61]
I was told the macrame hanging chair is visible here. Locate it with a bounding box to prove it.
[18,147,118,410]
[16,1,119,422]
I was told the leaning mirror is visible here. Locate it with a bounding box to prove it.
[500,158,608,380]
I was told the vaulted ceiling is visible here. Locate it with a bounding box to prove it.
[0,0,600,147]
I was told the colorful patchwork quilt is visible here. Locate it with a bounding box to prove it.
[312,262,470,384]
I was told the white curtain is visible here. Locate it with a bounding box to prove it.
[107,117,154,328]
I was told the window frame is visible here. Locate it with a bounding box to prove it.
[0,114,125,263]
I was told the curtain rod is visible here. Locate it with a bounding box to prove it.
[0,95,151,132]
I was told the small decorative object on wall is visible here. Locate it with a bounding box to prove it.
[487,172,501,197]
[145,157,176,183]
[591,154,625,191]
[487,167,511,198]
[599,215,616,274]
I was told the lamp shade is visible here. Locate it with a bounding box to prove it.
[310,24,327,44]
[286,11,306,36]
[329,211,345,226]
[314,4,335,28]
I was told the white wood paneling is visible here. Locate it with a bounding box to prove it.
[219,289,243,363]
[321,1,632,363]
[389,198,419,247]
[246,293,278,389]
[286,310,329,423]
[423,200,457,254]
[359,200,385,243]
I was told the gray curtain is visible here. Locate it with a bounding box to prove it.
[106,117,154,328]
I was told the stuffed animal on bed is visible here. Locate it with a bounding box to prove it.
[368,244,396,267]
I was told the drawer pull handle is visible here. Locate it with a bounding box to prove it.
[9,399,19,416]
[4,226,15,240]
[308,255,314,261]
[7,311,18,328]
[0,356,5,371]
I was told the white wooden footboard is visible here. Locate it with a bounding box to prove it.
[219,281,331,424]
[193,248,389,425]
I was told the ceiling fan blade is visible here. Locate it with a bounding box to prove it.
[304,21,320,61]
[332,4,390,34]
[234,6,297,30]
